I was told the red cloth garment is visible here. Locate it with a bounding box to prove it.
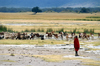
[74,38,80,51]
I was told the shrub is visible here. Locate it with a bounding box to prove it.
[31,29,36,32]
[0,25,14,32]
[10,53,15,56]
[24,29,30,32]
[46,28,53,32]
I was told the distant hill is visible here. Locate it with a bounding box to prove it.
[0,0,100,8]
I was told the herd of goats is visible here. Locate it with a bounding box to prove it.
[0,31,100,40]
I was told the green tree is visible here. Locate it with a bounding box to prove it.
[80,8,90,13]
[32,6,42,14]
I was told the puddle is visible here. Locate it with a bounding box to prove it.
[63,55,90,59]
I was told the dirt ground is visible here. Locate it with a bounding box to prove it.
[0,40,100,66]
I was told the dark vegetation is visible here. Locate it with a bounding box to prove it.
[32,7,42,14]
[0,25,14,32]
[86,16,100,18]
[0,7,100,13]
[0,25,95,34]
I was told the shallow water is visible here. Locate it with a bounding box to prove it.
[63,55,90,59]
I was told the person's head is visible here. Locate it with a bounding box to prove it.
[74,36,78,38]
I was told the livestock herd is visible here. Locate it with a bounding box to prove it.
[0,32,100,40]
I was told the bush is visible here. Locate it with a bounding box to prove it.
[46,28,53,32]
[0,25,7,31]
[0,25,14,32]
[10,53,15,56]
[83,29,94,33]
[31,29,36,32]
[73,28,77,33]
[7,28,13,32]
[24,29,30,32]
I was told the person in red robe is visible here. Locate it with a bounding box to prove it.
[74,36,80,56]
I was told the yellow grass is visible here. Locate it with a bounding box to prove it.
[0,39,68,45]
[33,55,82,62]
[82,59,100,66]
[0,12,100,20]
[0,12,100,33]
[5,23,100,33]
[33,55,64,62]
[33,54,100,66]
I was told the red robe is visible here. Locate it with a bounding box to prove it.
[74,38,80,51]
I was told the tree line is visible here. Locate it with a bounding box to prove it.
[0,7,100,13]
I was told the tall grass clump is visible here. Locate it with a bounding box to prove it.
[0,25,7,32]
[7,28,13,32]
[37,28,45,32]
[0,25,13,32]
[90,29,94,33]
[31,29,36,32]
[72,28,77,33]
[83,29,94,33]
[23,28,44,32]
[24,29,30,32]
[56,28,64,33]
[22,27,95,34]
[46,28,53,32]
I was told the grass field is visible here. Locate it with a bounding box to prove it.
[0,12,100,33]
[0,12,100,20]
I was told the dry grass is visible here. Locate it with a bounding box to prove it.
[33,54,100,66]
[0,39,68,45]
[82,59,100,66]
[33,55,82,62]
[0,12,100,33]
[5,23,100,33]
[33,55,64,62]
[0,12,100,20]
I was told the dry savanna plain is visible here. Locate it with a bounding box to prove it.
[0,12,100,66]
[0,12,100,33]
